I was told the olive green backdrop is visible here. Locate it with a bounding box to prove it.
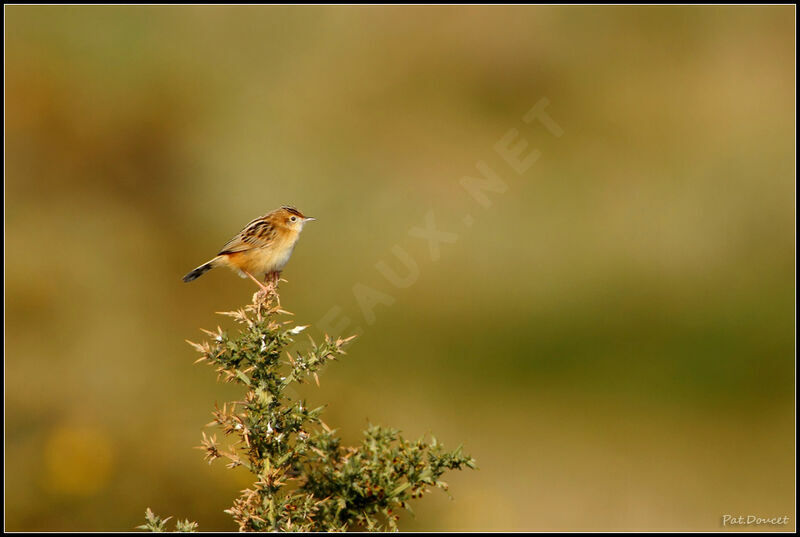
[5,5,795,532]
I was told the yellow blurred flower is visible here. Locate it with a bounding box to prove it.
[43,425,114,496]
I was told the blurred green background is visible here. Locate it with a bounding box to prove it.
[5,5,795,532]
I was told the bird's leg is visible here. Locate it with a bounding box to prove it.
[243,270,271,293]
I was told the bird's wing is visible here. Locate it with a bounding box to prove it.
[217,216,278,255]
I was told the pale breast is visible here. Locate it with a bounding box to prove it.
[253,233,299,276]
[269,242,296,272]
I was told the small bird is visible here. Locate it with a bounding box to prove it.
[183,206,315,293]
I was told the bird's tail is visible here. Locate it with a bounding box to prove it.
[183,256,222,283]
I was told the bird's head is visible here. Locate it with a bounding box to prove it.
[274,206,315,232]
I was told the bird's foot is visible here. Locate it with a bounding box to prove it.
[265,273,281,306]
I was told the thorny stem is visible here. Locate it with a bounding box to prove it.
[142,290,474,532]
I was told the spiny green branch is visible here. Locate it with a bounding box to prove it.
[142,292,474,532]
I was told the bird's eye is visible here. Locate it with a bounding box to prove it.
[290,216,297,222]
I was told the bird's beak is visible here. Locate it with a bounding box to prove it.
[304,216,316,222]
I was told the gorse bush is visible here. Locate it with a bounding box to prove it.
[141,291,474,532]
